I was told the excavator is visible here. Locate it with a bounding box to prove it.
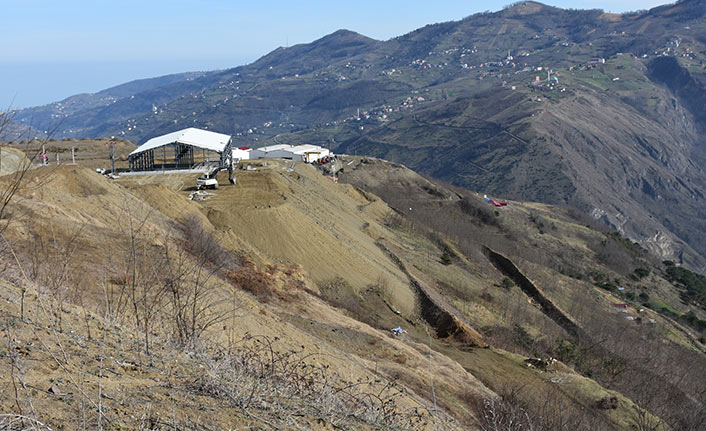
[196,164,235,190]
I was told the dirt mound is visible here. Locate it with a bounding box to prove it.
[0,147,31,176]
[187,161,419,314]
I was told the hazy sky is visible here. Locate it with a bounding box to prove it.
[1,0,668,108]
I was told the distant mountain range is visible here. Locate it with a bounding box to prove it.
[7,0,706,270]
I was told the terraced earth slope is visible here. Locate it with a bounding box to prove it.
[0,150,704,429]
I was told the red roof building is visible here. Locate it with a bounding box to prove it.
[614,304,629,313]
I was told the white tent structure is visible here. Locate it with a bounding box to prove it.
[128,128,233,171]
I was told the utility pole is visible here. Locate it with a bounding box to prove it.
[71,147,75,165]
[109,140,116,174]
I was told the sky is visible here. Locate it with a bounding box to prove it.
[1,0,668,109]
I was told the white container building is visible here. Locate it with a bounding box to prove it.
[250,144,331,163]
[232,146,252,161]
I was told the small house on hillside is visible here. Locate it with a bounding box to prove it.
[614,304,629,313]
[128,128,232,172]
[288,144,331,163]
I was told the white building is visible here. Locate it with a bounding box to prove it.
[232,146,252,161]
[249,144,291,159]
[250,144,331,163]
[288,144,331,163]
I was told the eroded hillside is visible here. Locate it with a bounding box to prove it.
[0,152,704,429]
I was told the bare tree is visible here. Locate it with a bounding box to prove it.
[630,404,667,431]
[473,388,536,431]
[114,198,166,356]
[24,222,85,332]
[0,108,64,324]
[162,216,236,346]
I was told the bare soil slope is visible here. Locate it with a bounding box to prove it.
[0,158,701,429]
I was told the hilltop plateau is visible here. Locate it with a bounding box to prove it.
[0,140,704,429]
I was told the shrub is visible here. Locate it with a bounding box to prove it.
[228,260,274,302]
[178,215,237,268]
[512,324,534,351]
[440,251,453,265]
[382,211,404,228]
[595,281,618,293]
[666,266,706,309]
[682,311,706,332]
[500,277,515,290]
[597,395,619,410]
[608,232,646,257]
[555,339,577,363]
[457,198,499,226]
[189,336,421,429]
[634,268,650,279]
[480,291,494,302]
[469,385,598,431]
[593,236,635,274]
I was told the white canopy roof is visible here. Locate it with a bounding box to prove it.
[130,128,231,156]
[290,144,328,154]
[251,144,292,153]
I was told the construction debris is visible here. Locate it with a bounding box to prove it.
[390,326,407,336]
[188,190,215,201]
[524,357,557,370]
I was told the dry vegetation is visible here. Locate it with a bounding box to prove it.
[339,156,706,431]
[0,136,459,429]
[0,122,704,430]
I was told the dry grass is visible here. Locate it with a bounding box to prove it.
[187,335,426,430]
[0,162,476,430]
[0,155,701,430]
